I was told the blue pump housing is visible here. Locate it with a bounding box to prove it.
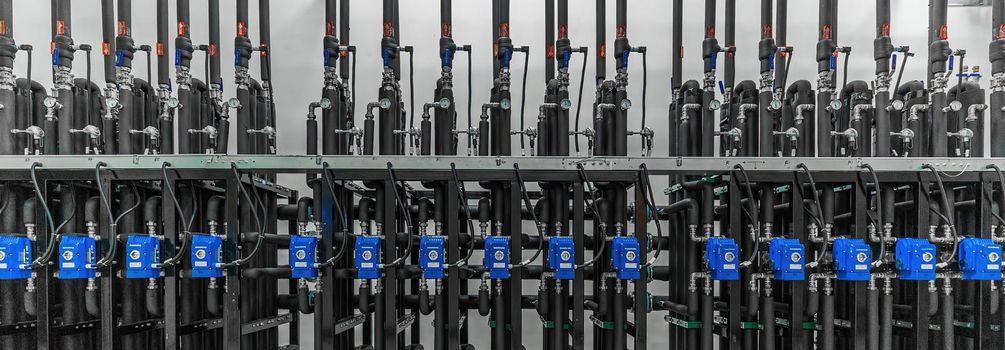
[611,237,641,280]
[768,238,805,281]
[705,237,740,281]
[0,236,32,280]
[289,235,319,279]
[190,234,224,279]
[125,236,161,279]
[354,235,382,279]
[547,236,576,280]
[832,238,871,281]
[59,235,97,280]
[895,238,937,281]
[419,236,446,279]
[483,236,511,279]
[958,238,1002,281]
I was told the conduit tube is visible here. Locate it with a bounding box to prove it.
[989,0,1005,156]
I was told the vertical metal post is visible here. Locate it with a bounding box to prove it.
[163,173,179,350]
[446,178,460,350]
[572,181,585,349]
[508,181,523,348]
[223,175,242,350]
[99,176,120,349]
[852,177,869,348]
[633,178,648,349]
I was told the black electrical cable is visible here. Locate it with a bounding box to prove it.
[385,163,414,267]
[639,164,665,267]
[853,167,881,233]
[780,50,794,94]
[639,49,648,134]
[842,50,850,91]
[94,162,141,267]
[318,162,352,266]
[0,184,10,218]
[576,164,606,268]
[160,162,196,266]
[222,163,266,267]
[262,46,278,152]
[449,163,478,266]
[733,164,760,267]
[573,49,588,153]
[29,162,59,268]
[518,48,530,148]
[467,47,473,149]
[513,163,545,267]
[924,164,959,266]
[406,48,415,130]
[894,52,909,93]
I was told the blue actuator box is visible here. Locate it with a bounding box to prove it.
[705,237,739,281]
[59,235,97,280]
[958,237,1002,281]
[354,235,382,279]
[125,235,161,279]
[548,236,576,280]
[289,235,319,279]
[611,237,641,280]
[768,238,805,281]
[419,236,446,279]
[832,238,871,281]
[895,238,937,281]
[190,234,224,278]
[483,236,511,279]
[0,236,32,280]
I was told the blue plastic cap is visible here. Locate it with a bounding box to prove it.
[830,55,837,70]
[51,48,59,66]
[718,81,725,95]
[124,235,161,279]
[234,48,242,66]
[442,49,452,69]
[947,55,955,72]
[832,238,871,281]
[175,48,182,66]
[58,235,97,280]
[382,48,391,68]
[891,53,898,71]
[561,50,571,69]
[323,48,331,67]
[116,50,124,67]
[419,236,446,279]
[710,53,718,70]
[768,54,775,70]
[290,235,319,279]
[483,236,511,279]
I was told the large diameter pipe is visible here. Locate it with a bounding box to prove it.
[991,0,1005,156]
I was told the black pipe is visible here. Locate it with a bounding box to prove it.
[942,291,954,349]
[868,287,879,350]
[822,292,835,350]
[298,283,314,314]
[817,0,836,156]
[596,0,606,82]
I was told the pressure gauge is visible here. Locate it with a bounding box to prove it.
[439,97,451,109]
[889,99,905,112]
[44,96,58,109]
[104,97,119,110]
[379,98,392,110]
[829,99,843,111]
[620,99,632,111]
[948,100,963,112]
[227,98,242,109]
[769,99,783,111]
[708,99,722,111]
[559,99,572,110]
[319,98,332,110]
[166,97,180,109]
[499,98,512,110]
[790,252,802,263]
[922,251,934,262]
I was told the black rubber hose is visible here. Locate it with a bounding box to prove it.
[761,293,774,350]
[868,288,879,350]
[298,284,314,314]
[146,284,162,317]
[942,292,954,349]
[24,288,35,316]
[207,282,221,316]
[821,292,835,350]
[535,286,547,317]
[85,286,100,317]
[297,196,312,223]
[358,284,371,314]
[418,288,432,315]
[880,290,893,350]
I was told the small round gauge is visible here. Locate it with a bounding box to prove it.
[559,99,572,110]
[856,252,868,263]
[625,251,637,262]
[560,251,571,261]
[428,250,439,261]
[922,252,934,263]
[227,98,242,109]
[990,252,1000,263]
[890,99,905,112]
[105,97,119,109]
[790,252,802,263]
[620,99,632,111]
[63,250,73,261]
[724,252,735,262]
[296,250,306,260]
[319,98,332,110]
[0,250,6,261]
[379,98,392,110]
[439,97,451,109]
[708,99,722,111]
[769,99,783,111]
[499,98,512,110]
[166,97,180,109]
[130,250,141,260]
[494,251,505,261]
[829,99,843,111]
[362,250,373,260]
[44,96,59,109]
[948,100,963,112]
[195,249,206,259]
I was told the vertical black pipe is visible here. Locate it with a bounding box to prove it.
[0,0,13,156]
[992,0,1005,156]
[817,0,836,156]
[53,0,76,155]
[757,0,775,157]
[596,0,605,83]
[875,0,893,156]
[701,0,719,157]
[176,0,197,154]
[208,0,221,87]
[101,0,115,85]
[235,0,252,155]
[117,0,139,155]
[929,0,949,157]
[545,0,554,82]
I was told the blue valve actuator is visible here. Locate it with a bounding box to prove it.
[768,238,805,281]
[419,236,446,279]
[895,238,937,281]
[705,237,740,281]
[290,235,319,279]
[0,236,32,280]
[547,236,576,280]
[832,238,871,281]
[611,237,641,280]
[190,234,224,279]
[958,237,1003,281]
[354,235,382,279]
[58,235,97,280]
[483,236,511,279]
[125,236,161,279]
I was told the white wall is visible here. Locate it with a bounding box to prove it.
[10,1,994,348]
